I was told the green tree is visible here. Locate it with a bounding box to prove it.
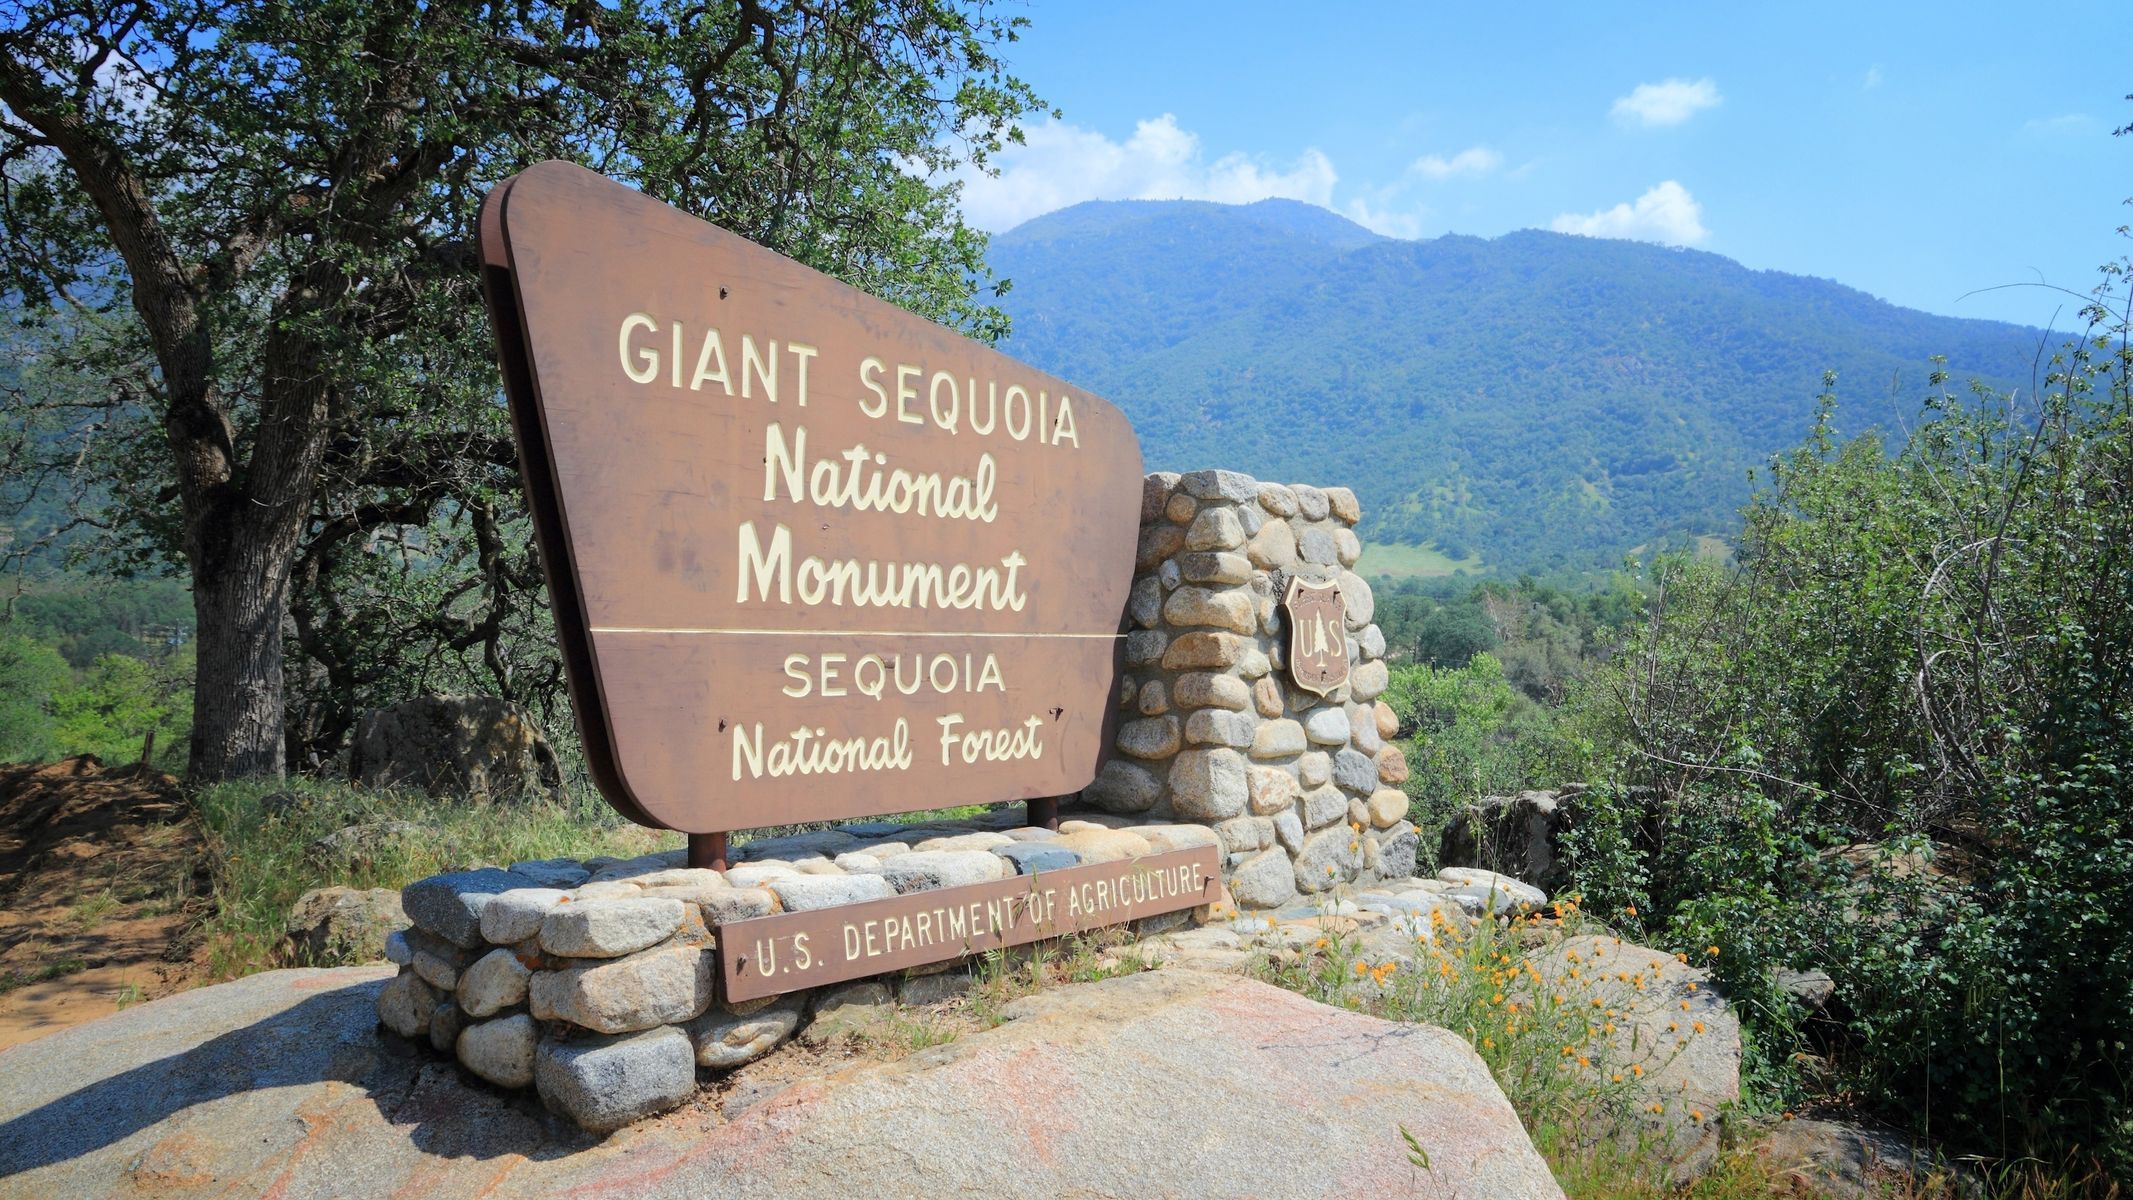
[0,632,67,761]
[1568,263,2133,1164]
[51,650,190,766]
[0,0,1044,779]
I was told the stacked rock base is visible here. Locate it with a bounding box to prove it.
[376,808,1254,1132]
[1092,470,1418,908]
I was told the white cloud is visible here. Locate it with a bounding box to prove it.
[1611,78,1722,127]
[1411,146,1503,180]
[1550,181,1708,246]
[1862,66,1884,90]
[1342,197,1427,239]
[947,114,1338,231]
[2022,113,2095,136]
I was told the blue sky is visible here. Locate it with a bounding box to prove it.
[953,3,2129,330]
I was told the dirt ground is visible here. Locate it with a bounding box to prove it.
[0,756,209,1049]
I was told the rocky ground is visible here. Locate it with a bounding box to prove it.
[0,964,1564,1199]
[0,757,208,1048]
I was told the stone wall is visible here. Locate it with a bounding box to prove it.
[375,812,1231,1132]
[1080,470,1417,908]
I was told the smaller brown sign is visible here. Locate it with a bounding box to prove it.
[717,846,1221,1001]
[1283,578,1351,696]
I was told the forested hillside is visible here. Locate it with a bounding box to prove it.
[990,200,2046,569]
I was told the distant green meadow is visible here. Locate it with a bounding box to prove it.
[1354,541,1486,581]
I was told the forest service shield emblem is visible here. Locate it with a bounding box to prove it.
[1282,578,1350,697]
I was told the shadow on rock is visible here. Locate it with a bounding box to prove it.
[0,967,591,1184]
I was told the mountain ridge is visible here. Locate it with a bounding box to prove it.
[987,199,2047,571]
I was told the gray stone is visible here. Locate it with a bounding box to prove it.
[1163,586,1257,633]
[508,858,591,888]
[1301,784,1348,829]
[1335,570,1375,629]
[1245,519,1299,572]
[879,850,1008,894]
[539,897,685,959]
[692,887,779,925]
[1250,719,1307,758]
[723,862,799,887]
[1184,708,1257,747]
[1177,551,1253,585]
[735,830,860,862]
[528,943,714,1034]
[766,873,895,912]
[400,868,526,949]
[0,965,1562,1197]
[1371,821,1420,881]
[1116,716,1182,760]
[1123,629,1168,666]
[1053,828,1153,864]
[809,980,894,1037]
[457,1013,537,1088]
[571,879,645,899]
[838,820,913,838]
[1298,526,1340,565]
[1162,631,1244,670]
[910,832,1014,853]
[1324,487,1361,524]
[1359,624,1386,660]
[1179,468,1260,503]
[1294,825,1363,893]
[1126,824,1222,854]
[1157,558,1182,590]
[1213,815,1273,854]
[1084,758,1163,814]
[1136,679,1169,716]
[284,886,406,964]
[1141,471,1181,521]
[1439,789,1568,893]
[1127,575,1163,628]
[994,842,1083,874]
[1292,484,1330,519]
[1302,706,1351,746]
[1349,706,1384,755]
[478,887,568,945]
[1273,809,1306,854]
[375,969,438,1039]
[1350,658,1389,702]
[535,1025,696,1133]
[1168,748,1249,821]
[690,996,805,1069]
[1334,527,1362,566]
[1246,764,1300,815]
[1257,483,1299,516]
[1333,748,1379,794]
[1173,672,1251,711]
[427,999,465,1055]
[383,930,413,965]
[1185,506,1246,551]
[1437,868,1546,908]
[1227,848,1299,909]
[899,970,974,1006]
[410,945,466,992]
[1297,751,1332,788]
[350,695,563,802]
[1525,935,1740,1175]
[455,948,531,1018]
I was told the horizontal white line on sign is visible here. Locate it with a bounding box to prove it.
[590,626,1125,639]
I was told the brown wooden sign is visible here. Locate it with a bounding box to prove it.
[478,163,1142,834]
[1283,578,1351,696]
[717,846,1221,1001]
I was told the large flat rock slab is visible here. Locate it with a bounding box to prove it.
[0,965,1561,1199]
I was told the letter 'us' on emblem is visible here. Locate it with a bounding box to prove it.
[1282,577,1350,697]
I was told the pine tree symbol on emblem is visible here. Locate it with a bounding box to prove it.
[1282,577,1350,696]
